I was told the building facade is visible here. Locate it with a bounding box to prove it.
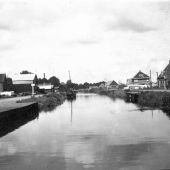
[12,74,38,93]
[157,61,170,89]
[38,83,54,93]
[127,71,150,86]
[105,80,118,90]
[0,74,7,92]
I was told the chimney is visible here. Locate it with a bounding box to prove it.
[43,73,45,79]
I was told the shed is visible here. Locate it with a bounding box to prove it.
[12,74,38,93]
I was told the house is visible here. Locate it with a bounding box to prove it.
[105,80,118,90]
[38,83,54,93]
[157,60,170,89]
[0,74,7,92]
[12,74,38,93]
[127,70,150,86]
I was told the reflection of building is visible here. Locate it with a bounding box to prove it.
[127,71,150,86]
[0,74,7,92]
[12,74,38,93]
[157,61,170,89]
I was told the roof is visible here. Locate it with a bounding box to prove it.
[133,71,149,79]
[38,84,54,90]
[158,61,170,79]
[0,74,6,83]
[158,71,165,79]
[105,80,118,86]
[12,74,36,81]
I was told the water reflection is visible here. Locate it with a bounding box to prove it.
[1,94,170,170]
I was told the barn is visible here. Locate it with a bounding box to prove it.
[12,74,38,94]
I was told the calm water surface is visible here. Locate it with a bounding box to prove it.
[1,94,170,170]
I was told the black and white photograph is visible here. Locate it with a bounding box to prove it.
[1,0,170,169]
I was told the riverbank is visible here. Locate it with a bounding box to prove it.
[99,89,170,111]
[0,96,38,113]
[17,93,66,112]
[138,91,170,110]
[99,90,126,99]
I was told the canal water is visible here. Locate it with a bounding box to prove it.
[1,94,170,170]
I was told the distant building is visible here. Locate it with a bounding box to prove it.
[127,70,150,86]
[0,74,7,92]
[12,74,38,93]
[157,60,170,89]
[38,83,54,93]
[99,83,106,90]
[126,79,133,85]
[105,80,118,90]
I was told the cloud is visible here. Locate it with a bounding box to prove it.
[158,1,170,13]
[108,16,156,33]
[0,24,10,31]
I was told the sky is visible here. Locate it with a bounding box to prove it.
[0,0,170,83]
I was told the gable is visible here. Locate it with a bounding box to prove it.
[133,71,149,79]
[0,74,6,83]
[106,80,118,86]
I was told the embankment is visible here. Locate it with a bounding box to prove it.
[138,91,170,110]
[0,103,39,137]
[99,90,126,99]
[18,93,66,112]
[100,90,170,110]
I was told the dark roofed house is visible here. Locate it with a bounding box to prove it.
[131,70,150,85]
[0,74,7,92]
[105,80,118,90]
[12,74,38,93]
[157,60,170,89]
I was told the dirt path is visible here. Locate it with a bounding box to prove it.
[0,95,40,113]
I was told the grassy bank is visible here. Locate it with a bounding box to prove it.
[17,93,66,112]
[99,90,126,99]
[99,90,170,110]
[138,91,170,109]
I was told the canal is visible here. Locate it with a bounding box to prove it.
[1,93,170,170]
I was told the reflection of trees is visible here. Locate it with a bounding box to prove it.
[162,109,170,119]
[94,142,154,170]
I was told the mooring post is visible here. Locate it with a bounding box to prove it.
[31,84,35,97]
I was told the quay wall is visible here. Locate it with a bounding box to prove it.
[0,102,39,138]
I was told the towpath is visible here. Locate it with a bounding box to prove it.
[0,95,41,113]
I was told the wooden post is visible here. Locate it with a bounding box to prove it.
[31,84,35,96]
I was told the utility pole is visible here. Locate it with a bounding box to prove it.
[150,70,152,88]
[68,70,72,83]
[156,72,159,88]
[156,72,158,79]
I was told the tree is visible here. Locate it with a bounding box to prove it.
[48,76,60,87]
[20,70,33,74]
[38,78,48,84]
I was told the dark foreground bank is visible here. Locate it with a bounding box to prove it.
[18,93,66,112]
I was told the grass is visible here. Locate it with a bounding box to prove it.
[99,90,126,99]
[99,89,170,110]
[138,91,170,109]
[17,93,66,112]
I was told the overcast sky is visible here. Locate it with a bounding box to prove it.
[0,0,170,83]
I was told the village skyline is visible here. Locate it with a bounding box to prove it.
[0,0,170,83]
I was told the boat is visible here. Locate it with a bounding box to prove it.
[66,71,76,100]
[66,89,76,100]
